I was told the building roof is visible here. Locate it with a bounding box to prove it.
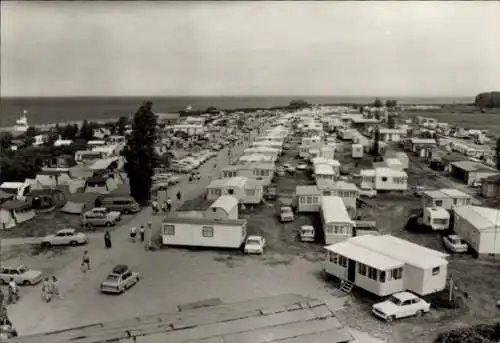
[0,200,30,211]
[484,174,500,183]
[451,161,498,173]
[410,138,437,145]
[333,181,358,192]
[163,216,246,226]
[89,157,120,171]
[375,167,407,177]
[454,206,500,230]
[314,164,334,175]
[425,207,450,218]
[439,188,471,199]
[349,235,448,269]
[0,190,14,200]
[206,179,228,189]
[325,241,403,271]
[296,185,321,196]
[0,182,24,189]
[210,195,238,213]
[321,196,353,224]
[360,169,376,176]
[422,190,447,199]
[176,198,215,212]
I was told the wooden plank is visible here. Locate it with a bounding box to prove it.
[178,298,223,312]
[132,308,317,343]
[275,328,354,343]
[222,317,343,343]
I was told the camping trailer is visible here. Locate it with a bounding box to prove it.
[422,207,450,230]
[320,196,354,245]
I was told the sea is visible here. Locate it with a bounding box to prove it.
[0,96,473,127]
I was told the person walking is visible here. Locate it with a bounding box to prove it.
[152,199,159,215]
[41,277,52,303]
[166,197,172,213]
[7,279,19,304]
[50,276,63,300]
[139,225,145,242]
[130,226,137,242]
[161,201,167,214]
[104,230,112,249]
[81,250,91,272]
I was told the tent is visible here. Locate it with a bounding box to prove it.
[0,200,36,230]
[61,192,99,215]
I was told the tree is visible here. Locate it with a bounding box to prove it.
[373,98,383,108]
[496,138,500,170]
[0,132,13,150]
[359,105,364,114]
[116,116,129,136]
[371,128,380,157]
[79,120,94,141]
[62,123,78,140]
[122,101,157,205]
[385,99,397,108]
[26,126,38,137]
[387,114,396,129]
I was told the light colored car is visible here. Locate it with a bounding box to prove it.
[100,264,140,294]
[41,228,88,247]
[244,235,266,255]
[372,292,430,322]
[442,234,468,253]
[82,207,122,228]
[296,163,308,171]
[0,265,42,286]
[299,225,315,242]
[280,206,295,222]
[359,187,377,198]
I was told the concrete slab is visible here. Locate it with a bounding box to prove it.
[178,298,223,312]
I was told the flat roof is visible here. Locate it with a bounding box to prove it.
[454,206,500,230]
[350,235,448,269]
[439,188,471,198]
[314,164,334,175]
[321,196,353,224]
[425,207,450,218]
[333,181,358,192]
[296,185,321,196]
[451,161,498,173]
[325,241,403,271]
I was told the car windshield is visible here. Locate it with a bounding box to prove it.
[388,296,403,306]
[105,274,120,281]
[246,239,260,245]
[282,208,292,213]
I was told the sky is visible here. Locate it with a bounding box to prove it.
[1,1,500,97]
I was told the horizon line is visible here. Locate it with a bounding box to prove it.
[0,94,475,99]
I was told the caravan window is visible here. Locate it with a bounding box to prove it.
[358,263,367,276]
[338,255,347,268]
[391,267,403,280]
[434,200,443,207]
[202,226,214,238]
[432,267,440,275]
[367,267,377,280]
[163,224,175,236]
[329,252,338,264]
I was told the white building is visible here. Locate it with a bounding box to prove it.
[320,196,354,245]
[324,235,449,297]
[360,167,408,191]
[453,206,500,256]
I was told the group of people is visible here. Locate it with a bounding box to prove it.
[41,276,62,303]
[151,197,174,215]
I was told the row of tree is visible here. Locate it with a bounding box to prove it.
[373,98,398,108]
[475,91,500,109]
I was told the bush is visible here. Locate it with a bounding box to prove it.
[435,323,500,343]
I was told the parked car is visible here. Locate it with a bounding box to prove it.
[97,196,140,214]
[296,163,308,171]
[244,235,266,255]
[372,292,430,322]
[263,184,279,200]
[276,167,285,176]
[283,164,296,174]
[280,206,295,222]
[442,234,468,253]
[0,265,42,286]
[41,228,88,247]
[82,207,122,228]
[299,225,315,242]
[359,187,377,198]
[100,264,140,294]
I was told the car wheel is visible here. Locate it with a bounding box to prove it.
[123,209,130,214]
[23,280,30,286]
[70,241,77,246]
[386,316,395,323]
[106,222,113,227]
[415,310,424,318]
[41,241,51,248]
